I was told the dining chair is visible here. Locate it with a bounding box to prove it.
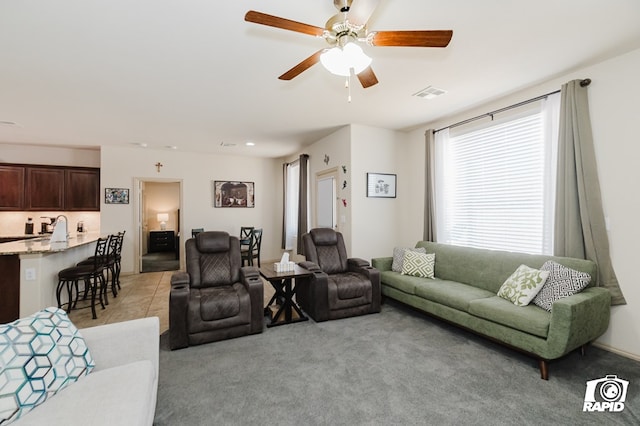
[239,226,254,246]
[241,228,262,267]
[191,228,204,238]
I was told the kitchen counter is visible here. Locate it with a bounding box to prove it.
[0,232,101,255]
[0,232,103,323]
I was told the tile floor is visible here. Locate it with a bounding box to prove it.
[68,270,276,333]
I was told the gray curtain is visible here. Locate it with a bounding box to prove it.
[423,129,436,241]
[297,154,309,255]
[555,79,626,305]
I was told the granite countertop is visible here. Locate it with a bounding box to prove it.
[0,232,102,255]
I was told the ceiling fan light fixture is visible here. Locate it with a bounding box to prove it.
[320,42,371,77]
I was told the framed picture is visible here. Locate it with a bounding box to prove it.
[367,173,396,198]
[213,181,255,208]
[105,188,130,204]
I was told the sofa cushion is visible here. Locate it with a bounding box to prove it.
[0,307,94,425]
[414,279,495,312]
[468,296,551,338]
[380,271,421,295]
[532,261,592,312]
[392,247,426,272]
[497,265,549,306]
[13,360,155,426]
[401,251,435,279]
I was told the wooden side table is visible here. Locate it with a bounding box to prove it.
[259,264,312,327]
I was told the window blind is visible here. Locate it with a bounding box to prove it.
[437,111,554,254]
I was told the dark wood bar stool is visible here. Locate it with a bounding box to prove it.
[56,236,109,319]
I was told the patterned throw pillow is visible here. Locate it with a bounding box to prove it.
[392,247,427,272]
[0,307,95,424]
[497,264,550,306]
[401,250,435,279]
[532,260,592,312]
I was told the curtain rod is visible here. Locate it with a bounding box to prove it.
[433,78,591,134]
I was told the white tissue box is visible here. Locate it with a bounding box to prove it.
[273,261,296,272]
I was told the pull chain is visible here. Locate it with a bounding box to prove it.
[345,75,352,103]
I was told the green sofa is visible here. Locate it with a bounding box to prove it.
[371,241,611,379]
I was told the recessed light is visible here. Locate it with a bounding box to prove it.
[166,145,178,150]
[130,142,148,148]
[245,142,255,146]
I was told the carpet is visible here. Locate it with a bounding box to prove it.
[154,300,639,425]
[142,252,179,273]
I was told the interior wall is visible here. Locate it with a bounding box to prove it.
[401,47,640,359]
[0,143,100,167]
[350,124,403,262]
[100,145,281,274]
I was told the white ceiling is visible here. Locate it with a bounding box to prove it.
[1,1,639,158]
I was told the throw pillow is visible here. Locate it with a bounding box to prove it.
[392,246,427,272]
[497,264,549,306]
[0,307,95,424]
[401,250,435,279]
[532,260,592,312]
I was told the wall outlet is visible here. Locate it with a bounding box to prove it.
[25,268,36,281]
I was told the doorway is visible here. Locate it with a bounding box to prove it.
[136,179,182,273]
[316,168,339,231]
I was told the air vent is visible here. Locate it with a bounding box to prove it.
[413,86,447,100]
[220,142,236,147]
[0,120,17,126]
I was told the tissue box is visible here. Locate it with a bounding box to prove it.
[273,261,296,272]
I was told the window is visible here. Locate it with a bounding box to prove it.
[434,94,560,254]
[284,161,300,250]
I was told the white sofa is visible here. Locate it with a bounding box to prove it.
[14,317,159,426]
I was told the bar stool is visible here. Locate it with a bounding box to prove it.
[78,232,123,298]
[56,237,109,319]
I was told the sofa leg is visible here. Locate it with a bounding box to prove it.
[538,359,549,380]
[581,344,587,356]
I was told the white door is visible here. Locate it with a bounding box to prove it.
[316,169,338,230]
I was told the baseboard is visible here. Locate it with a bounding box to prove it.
[593,342,640,362]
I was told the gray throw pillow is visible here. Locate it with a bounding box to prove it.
[392,247,426,272]
[532,260,591,312]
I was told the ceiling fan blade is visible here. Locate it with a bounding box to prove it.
[245,10,325,37]
[371,30,453,47]
[357,66,378,88]
[347,0,380,28]
[279,50,324,81]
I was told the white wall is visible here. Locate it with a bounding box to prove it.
[0,143,100,167]
[350,124,403,262]
[100,146,282,274]
[401,47,640,359]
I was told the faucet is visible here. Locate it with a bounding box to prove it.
[50,215,69,242]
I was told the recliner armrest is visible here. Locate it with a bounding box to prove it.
[240,266,264,334]
[299,260,321,272]
[348,257,370,269]
[170,271,190,288]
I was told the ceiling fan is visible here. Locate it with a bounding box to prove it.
[244,0,453,89]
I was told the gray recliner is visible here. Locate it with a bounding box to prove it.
[298,228,381,322]
[169,231,263,350]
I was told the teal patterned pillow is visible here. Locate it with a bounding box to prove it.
[0,307,95,424]
[401,250,435,279]
[497,264,550,306]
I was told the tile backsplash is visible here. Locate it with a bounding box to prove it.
[0,211,100,236]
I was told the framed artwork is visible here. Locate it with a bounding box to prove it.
[213,181,255,208]
[367,173,396,198]
[105,188,130,204]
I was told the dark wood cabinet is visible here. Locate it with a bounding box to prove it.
[25,166,65,210]
[0,165,25,210]
[0,255,20,323]
[65,168,100,210]
[149,231,176,253]
[0,163,100,211]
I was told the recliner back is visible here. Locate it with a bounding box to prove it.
[303,228,348,274]
[185,231,241,288]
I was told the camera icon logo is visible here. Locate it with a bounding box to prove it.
[583,375,628,412]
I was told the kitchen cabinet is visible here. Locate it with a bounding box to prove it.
[26,166,65,210]
[0,163,100,211]
[65,168,100,211]
[0,165,25,210]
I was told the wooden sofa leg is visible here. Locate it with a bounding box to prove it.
[538,359,549,380]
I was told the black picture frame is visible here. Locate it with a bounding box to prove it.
[105,188,130,204]
[213,181,255,208]
[366,173,396,198]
